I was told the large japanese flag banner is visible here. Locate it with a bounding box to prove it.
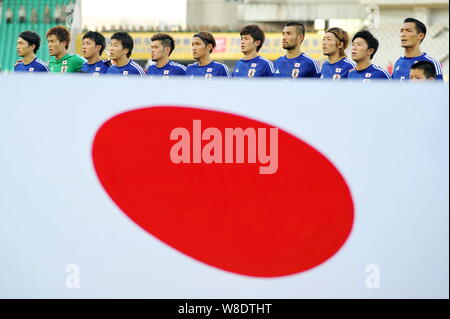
[0,74,448,299]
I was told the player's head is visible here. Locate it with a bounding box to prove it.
[17,31,41,57]
[82,31,106,60]
[282,22,305,51]
[110,32,134,61]
[410,61,436,81]
[151,33,175,62]
[401,18,427,48]
[323,27,349,58]
[240,24,265,53]
[46,25,70,57]
[192,31,216,60]
[351,30,379,62]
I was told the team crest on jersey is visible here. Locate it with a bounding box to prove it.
[294,63,301,68]
[205,73,213,79]
[365,73,372,78]
[251,63,257,68]
[291,68,300,79]
[95,67,101,72]
[123,71,129,75]
[207,68,213,73]
[332,74,341,81]
[336,68,342,73]
[29,68,34,72]
[248,69,256,78]
[164,70,170,75]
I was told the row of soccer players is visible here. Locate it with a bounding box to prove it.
[14,18,443,81]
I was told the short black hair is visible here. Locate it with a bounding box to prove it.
[352,30,379,60]
[19,31,41,54]
[285,22,305,36]
[83,31,106,56]
[111,32,134,58]
[240,24,265,52]
[411,60,436,79]
[151,33,175,56]
[404,17,427,42]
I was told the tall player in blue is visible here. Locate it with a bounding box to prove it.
[14,31,49,73]
[147,33,186,78]
[81,31,111,75]
[392,18,443,81]
[232,24,274,78]
[321,27,355,80]
[347,30,390,81]
[185,32,230,78]
[273,22,320,79]
[106,32,145,76]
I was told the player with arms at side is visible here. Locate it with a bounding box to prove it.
[393,18,443,81]
[106,32,145,76]
[81,31,111,75]
[147,33,186,78]
[15,31,49,73]
[185,32,230,79]
[321,27,354,80]
[233,24,274,78]
[347,30,390,81]
[47,26,85,73]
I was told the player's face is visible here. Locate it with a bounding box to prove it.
[351,37,371,62]
[282,26,301,50]
[191,37,208,60]
[151,40,166,62]
[400,22,424,48]
[82,38,99,59]
[410,69,433,81]
[240,34,258,54]
[47,34,66,57]
[109,39,127,61]
[322,32,339,56]
[16,37,33,58]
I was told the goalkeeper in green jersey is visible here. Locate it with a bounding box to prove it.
[46,26,85,73]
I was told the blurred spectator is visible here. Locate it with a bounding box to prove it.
[54,4,61,24]
[5,7,13,23]
[18,5,26,23]
[43,5,50,24]
[30,8,38,24]
[61,4,67,23]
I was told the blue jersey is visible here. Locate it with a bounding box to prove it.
[14,58,49,73]
[81,60,111,75]
[347,64,390,81]
[273,53,320,79]
[232,56,274,78]
[185,61,230,78]
[147,60,186,77]
[106,60,146,76]
[320,57,355,80]
[392,53,443,81]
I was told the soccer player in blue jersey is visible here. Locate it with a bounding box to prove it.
[392,18,443,81]
[347,30,390,81]
[81,31,111,75]
[273,22,320,79]
[410,61,437,81]
[232,24,274,78]
[147,33,186,78]
[321,27,355,80]
[106,32,145,76]
[14,31,49,72]
[185,31,230,78]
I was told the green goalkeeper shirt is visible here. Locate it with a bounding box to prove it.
[49,54,86,73]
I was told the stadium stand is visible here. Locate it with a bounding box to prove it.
[0,0,73,71]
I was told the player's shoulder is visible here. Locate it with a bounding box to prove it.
[342,58,356,68]
[69,54,86,63]
[187,62,199,68]
[273,55,285,63]
[422,53,443,75]
[129,60,146,75]
[169,61,187,71]
[371,64,391,78]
